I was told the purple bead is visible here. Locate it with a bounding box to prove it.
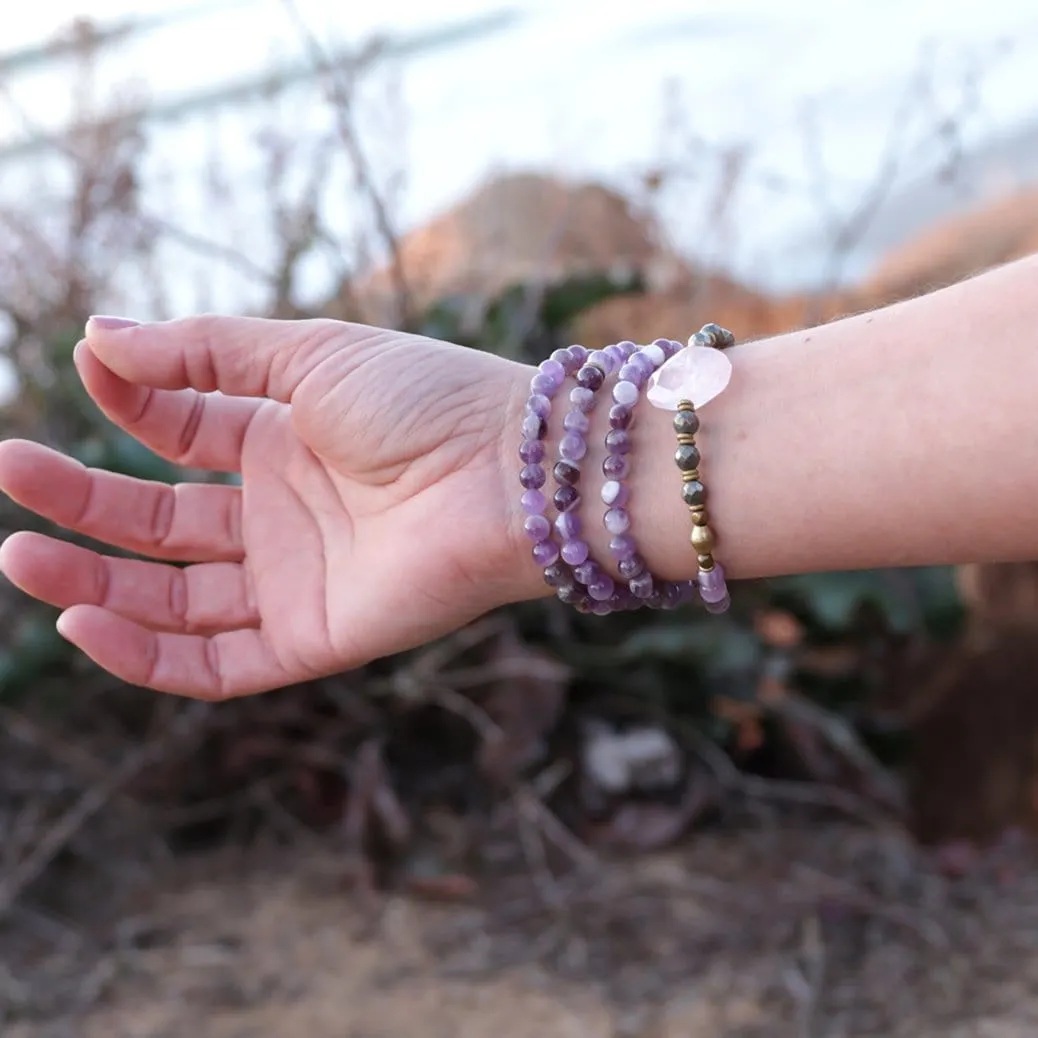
[553,485,580,512]
[523,515,551,541]
[521,489,546,514]
[562,410,590,434]
[553,460,581,486]
[568,344,589,365]
[604,344,626,367]
[591,600,612,616]
[520,464,545,490]
[555,511,582,539]
[601,479,628,507]
[559,432,587,461]
[703,592,731,614]
[612,380,639,407]
[629,351,656,376]
[609,533,636,559]
[605,429,631,455]
[576,365,605,391]
[558,584,585,605]
[531,371,562,396]
[604,508,631,534]
[532,539,559,567]
[543,562,568,588]
[618,553,646,579]
[525,393,551,419]
[616,340,637,357]
[588,575,616,601]
[603,454,630,480]
[539,358,566,383]
[519,439,545,463]
[662,582,685,610]
[698,564,726,593]
[587,349,614,373]
[699,581,729,605]
[522,413,546,440]
[574,560,600,586]
[617,363,647,387]
[608,404,633,430]
[570,386,595,412]
[561,539,590,565]
[630,572,654,599]
[549,348,573,371]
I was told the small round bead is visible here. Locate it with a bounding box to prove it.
[604,343,626,367]
[553,485,580,513]
[559,432,587,461]
[522,413,546,440]
[562,410,590,434]
[532,540,559,567]
[617,362,646,387]
[539,358,566,382]
[604,429,631,455]
[570,387,595,412]
[549,348,574,370]
[616,340,637,357]
[612,380,639,407]
[690,509,709,526]
[568,344,589,365]
[521,489,546,514]
[531,371,562,396]
[603,454,630,480]
[553,460,581,486]
[543,562,569,587]
[519,439,545,464]
[629,351,655,377]
[555,511,582,539]
[608,404,633,430]
[673,410,700,436]
[588,575,616,601]
[642,343,666,367]
[587,349,614,373]
[519,464,545,490]
[609,534,636,559]
[523,514,551,541]
[601,479,628,507]
[681,480,706,506]
[691,525,715,553]
[703,592,731,614]
[674,443,701,471]
[590,600,612,616]
[618,553,646,579]
[604,508,631,534]
[561,539,590,566]
[574,560,600,586]
[630,572,655,599]
[558,584,585,605]
[525,394,551,418]
[576,365,605,391]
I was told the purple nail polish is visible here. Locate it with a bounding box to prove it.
[88,315,140,330]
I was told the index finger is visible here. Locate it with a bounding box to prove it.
[84,315,395,402]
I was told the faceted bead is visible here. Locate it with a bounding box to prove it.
[539,358,566,383]
[553,460,581,486]
[523,514,551,541]
[630,572,654,599]
[574,560,600,586]
[554,511,581,540]
[609,533,636,558]
[532,539,559,567]
[604,508,631,534]
[561,539,590,565]
[674,443,701,471]
[608,404,633,430]
[525,394,551,419]
[531,371,562,396]
[612,380,639,407]
[601,480,628,507]
[570,387,595,412]
[617,362,646,387]
[604,429,631,455]
[553,485,580,513]
[673,409,700,436]
[521,489,546,514]
[576,365,605,391]
[519,439,545,464]
[559,432,587,461]
[519,464,545,489]
[618,553,646,579]
[588,575,616,601]
[543,562,568,587]
[647,341,733,410]
[563,410,590,434]
[522,413,546,440]
[603,454,630,480]
[681,480,706,506]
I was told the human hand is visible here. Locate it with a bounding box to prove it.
[0,316,539,699]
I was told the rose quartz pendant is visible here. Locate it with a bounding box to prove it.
[646,338,732,411]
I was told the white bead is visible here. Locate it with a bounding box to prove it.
[601,480,622,505]
[642,343,666,367]
[646,346,732,410]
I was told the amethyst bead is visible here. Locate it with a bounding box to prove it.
[609,534,636,559]
[519,439,545,463]
[604,508,631,534]
[604,343,626,367]
[618,553,646,579]
[559,432,587,461]
[519,464,545,490]
[630,572,654,599]
[601,480,628,507]
[568,344,589,365]
[608,404,633,430]
[576,365,605,391]
[531,371,563,396]
[588,575,616,601]
[617,362,646,387]
[563,410,590,433]
[553,485,580,512]
[521,489,546,514]
[543,562,569,587]
[587,349,614,373]
[525,393,551,418]
[703,593,731,615]
[523,515,551,541]
[553,460,581,486]
[574,560,600,586]
[612,380,639,407]
[603,454,630,480]
[532,540,559,567]
[522,413,546,440]
[538,357,566,382]
[605,429,631,455]
[561,539,590,565]
[570,387,595,412]
[554,511,581,539]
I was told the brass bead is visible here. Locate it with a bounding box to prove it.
[691,524,715,553]
[698,554,715,571]
[676,433,696,446]
[681,470,700,482]
[690,509,709,525]
[677,400,694,411]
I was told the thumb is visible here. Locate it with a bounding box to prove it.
[84,314,385,402]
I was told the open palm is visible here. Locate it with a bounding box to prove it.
[0,316,535,698]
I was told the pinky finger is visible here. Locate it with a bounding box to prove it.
[56,605,300,699]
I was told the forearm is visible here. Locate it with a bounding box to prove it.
[511,252,1038,600]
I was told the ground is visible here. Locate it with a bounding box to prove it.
[7,819,1038,1038]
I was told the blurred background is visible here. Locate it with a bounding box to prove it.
[4,3,1038,1036]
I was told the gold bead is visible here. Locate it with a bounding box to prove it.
[698,554,715,570]
[691,525,715,553]
[677,400,694,411]
[676,434,696,445]
[690,509,709,525]
[681,470,700,482]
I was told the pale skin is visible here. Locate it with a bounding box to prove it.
[1,254,1037,700]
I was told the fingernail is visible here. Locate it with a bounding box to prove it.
[87,315,140,331]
